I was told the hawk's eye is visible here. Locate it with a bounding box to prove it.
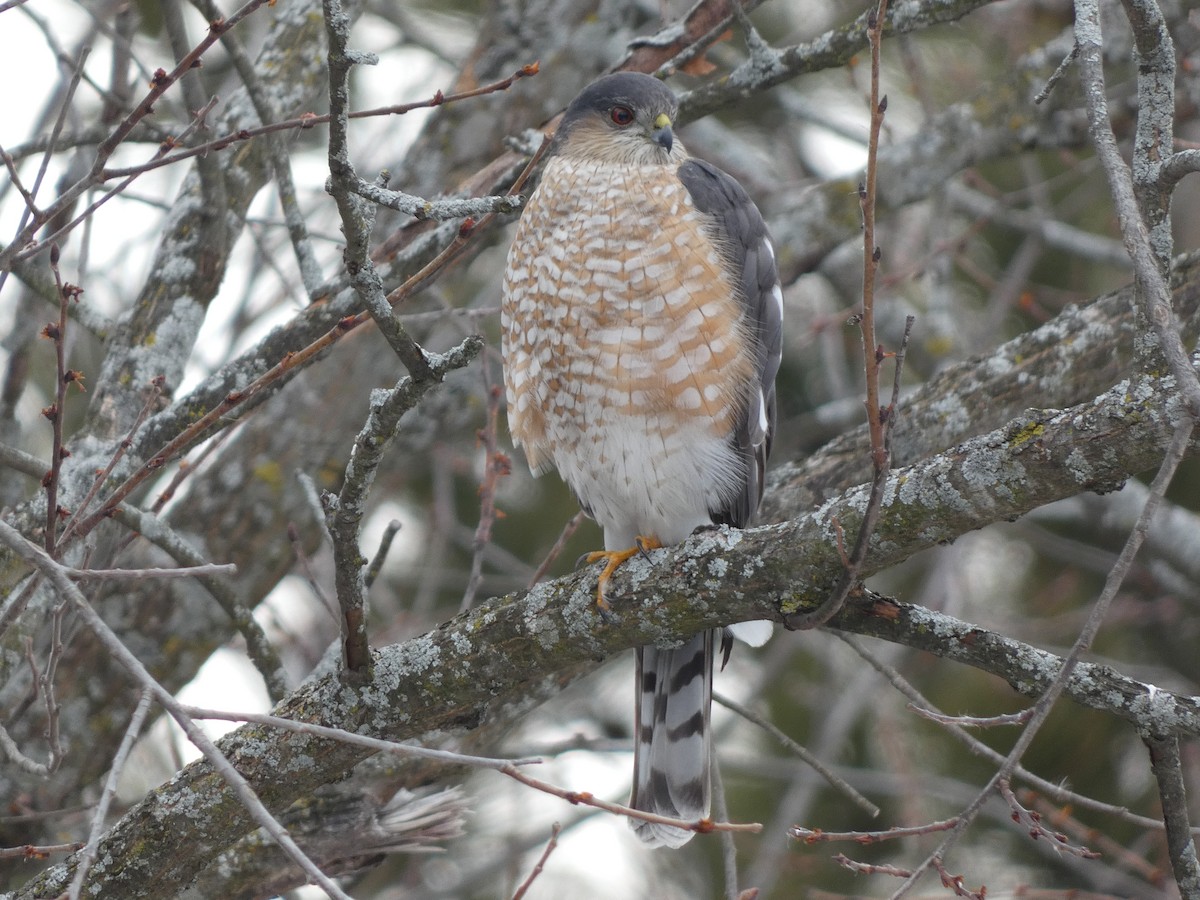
[610,106,634,126]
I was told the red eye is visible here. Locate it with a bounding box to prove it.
[610,106,634,126]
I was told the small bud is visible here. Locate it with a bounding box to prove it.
[50,243,60,265]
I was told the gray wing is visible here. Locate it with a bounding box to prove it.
[677,158,784,529]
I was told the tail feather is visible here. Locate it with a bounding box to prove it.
[629,631,713,848]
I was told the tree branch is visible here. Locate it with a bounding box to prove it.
[17,353,1199,898]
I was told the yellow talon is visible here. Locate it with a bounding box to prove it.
[586,536,662,609]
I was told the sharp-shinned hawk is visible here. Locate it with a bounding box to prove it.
[501,72,783,848]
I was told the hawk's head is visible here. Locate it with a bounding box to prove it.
[554,72,684,166]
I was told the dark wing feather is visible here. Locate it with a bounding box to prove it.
[677,158,783,528]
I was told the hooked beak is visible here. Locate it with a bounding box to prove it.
[652,112,674,153]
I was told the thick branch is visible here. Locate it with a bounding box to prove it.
[19,359,1199,899]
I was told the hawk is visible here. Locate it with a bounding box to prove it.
[501,72,783,848]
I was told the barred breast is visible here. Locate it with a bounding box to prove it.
[501,155,756,543]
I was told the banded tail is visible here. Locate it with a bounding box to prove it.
[629,631,714,848]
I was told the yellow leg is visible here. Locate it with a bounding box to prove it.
[585,536,662,609]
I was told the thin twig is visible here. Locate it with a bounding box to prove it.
[65,78,549,556]
[837,632,1185,835]
[932,859,985,899]
[714,693,879,817]
[0,1,274,269]
[510,823,560,900]
[460,379,510,612]
[68,688,153,900]
[0,43,89,298]
[0,842,83,860]
[997,779,1099,859]
[95,62,541,210]
[0,721,51,776]
[888,419,1195,898]
[1033,44,1078,104]
[61,562,237,580]
[907,705,1034,729]
[712,755,741,900]
[528,511,587,588]
[792,817,960,844]
[180,705,541,770]
[42,246,77,553]
[0,519,354,900]
[57,375,165,548]
[499,764,762,838]
[784,0,897,631]
[364,519,402,590]
[38,600,66,774]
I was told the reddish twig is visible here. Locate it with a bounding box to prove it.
[933,859,986,900]
[67,137,548,544]
[30,97,220,257]
[832,854,913,878]
[791,817,960,845]
[528,510,587,587]
[858,3,890,475]
[96,63,541,182]
[58,375,165,549]
[510,823,561,900]
[499,764,762,838]
[0,43,88,301]
[41,246,84,554]
[784,0,900,632]
[1025,791,1159,880]
[0,2,272,268]
[460,380,511,612]
[0,842,84,861]
[999,780,1100,859]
